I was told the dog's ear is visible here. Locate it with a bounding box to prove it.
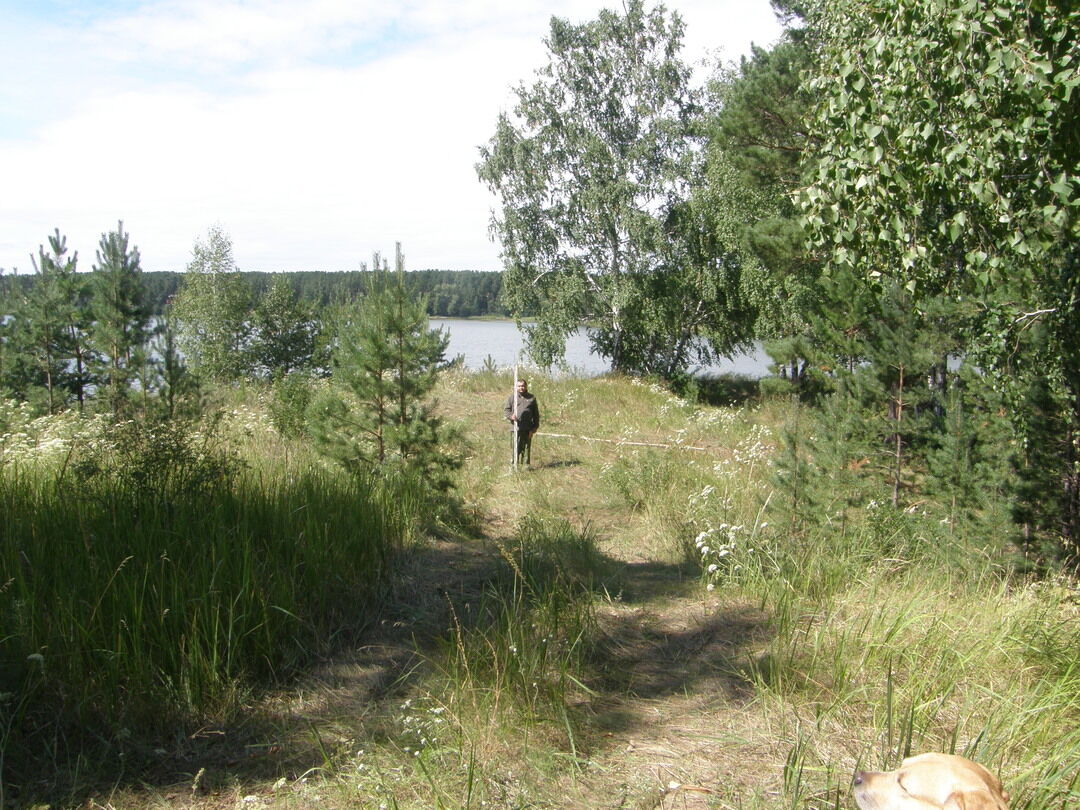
[943,790,1009,810]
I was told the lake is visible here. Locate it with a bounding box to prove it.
[430,318,773,378]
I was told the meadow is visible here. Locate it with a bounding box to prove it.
[1,372,1078,808]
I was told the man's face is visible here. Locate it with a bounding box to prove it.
[516,380,527,394]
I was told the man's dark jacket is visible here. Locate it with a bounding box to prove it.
[504,391,540,434]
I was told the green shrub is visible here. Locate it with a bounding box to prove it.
[268,371,315,438]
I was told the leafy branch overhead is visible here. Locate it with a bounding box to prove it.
[801,0,1078,299]
[800,0,1080,557]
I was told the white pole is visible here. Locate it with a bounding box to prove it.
[512,364,519,470]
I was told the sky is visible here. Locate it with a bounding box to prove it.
[0,0,784,275]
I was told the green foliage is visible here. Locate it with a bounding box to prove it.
[602,448,681,515]
[435,516,599,747]
[801,0,1080,560]
[106,269,515,319]
[170,226,254,383]
[803,0,1078,296]
[478,0,749,376]
[89,222,151,417]
[151,311,202,420]
[267,371,315,438]
[921,368,1013,538]
[308,245,455,486]
[1011,361,1079,564]
[1,232,95,413]
[16,232,90,413]
[0,415,419,793]
[70,415,244,505]
[248,275,321,378]
[768,399,828,539]
[703,37,820,347]
[769,285,1001,536]
[845,285,946,505]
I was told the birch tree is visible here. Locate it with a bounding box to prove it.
[478,1,748,375]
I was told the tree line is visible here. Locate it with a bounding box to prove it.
[479,0,1078,564]
[1,265,511,319]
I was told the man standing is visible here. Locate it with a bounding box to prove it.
[504,377,540,467]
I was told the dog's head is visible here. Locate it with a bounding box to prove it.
[853,753,1010,810]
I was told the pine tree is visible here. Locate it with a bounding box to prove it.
[6,232,89,412]
[308,244,454,484]
[0,270,30,400]
[60,255,94,412]
[26,234,71,412]
[90,222,150,417]
[769,399,822,540]
[923,370,1012,537]
[153,310,201,420]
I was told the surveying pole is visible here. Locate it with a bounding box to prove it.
[511,365,520,470]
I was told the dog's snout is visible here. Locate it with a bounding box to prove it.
[853,772,865,786]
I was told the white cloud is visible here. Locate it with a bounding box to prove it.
[0,0,783,274]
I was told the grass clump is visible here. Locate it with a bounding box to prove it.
[436,516,601,754]
[0,412,423,803]
[332,516,604,810]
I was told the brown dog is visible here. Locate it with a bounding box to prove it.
[853,753,1010,810]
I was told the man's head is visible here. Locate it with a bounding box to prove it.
[516,379,528,394]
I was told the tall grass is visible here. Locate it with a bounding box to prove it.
[0,414,424,802]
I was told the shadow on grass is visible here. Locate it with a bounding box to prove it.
[14,533,770,806]
[588,601,768,703]
[276,540,772,756]
[692,374,762,407]
[4,537,498,806]
[535,458,582,470]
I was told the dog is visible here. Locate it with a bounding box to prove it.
[853,753,1010,810]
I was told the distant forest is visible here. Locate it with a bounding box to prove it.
[0,269,512,319]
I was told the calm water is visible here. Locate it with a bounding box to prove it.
[430,318,772,378]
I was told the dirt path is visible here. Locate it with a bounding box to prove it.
[452,432,782,809]
[256,456,782,809]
